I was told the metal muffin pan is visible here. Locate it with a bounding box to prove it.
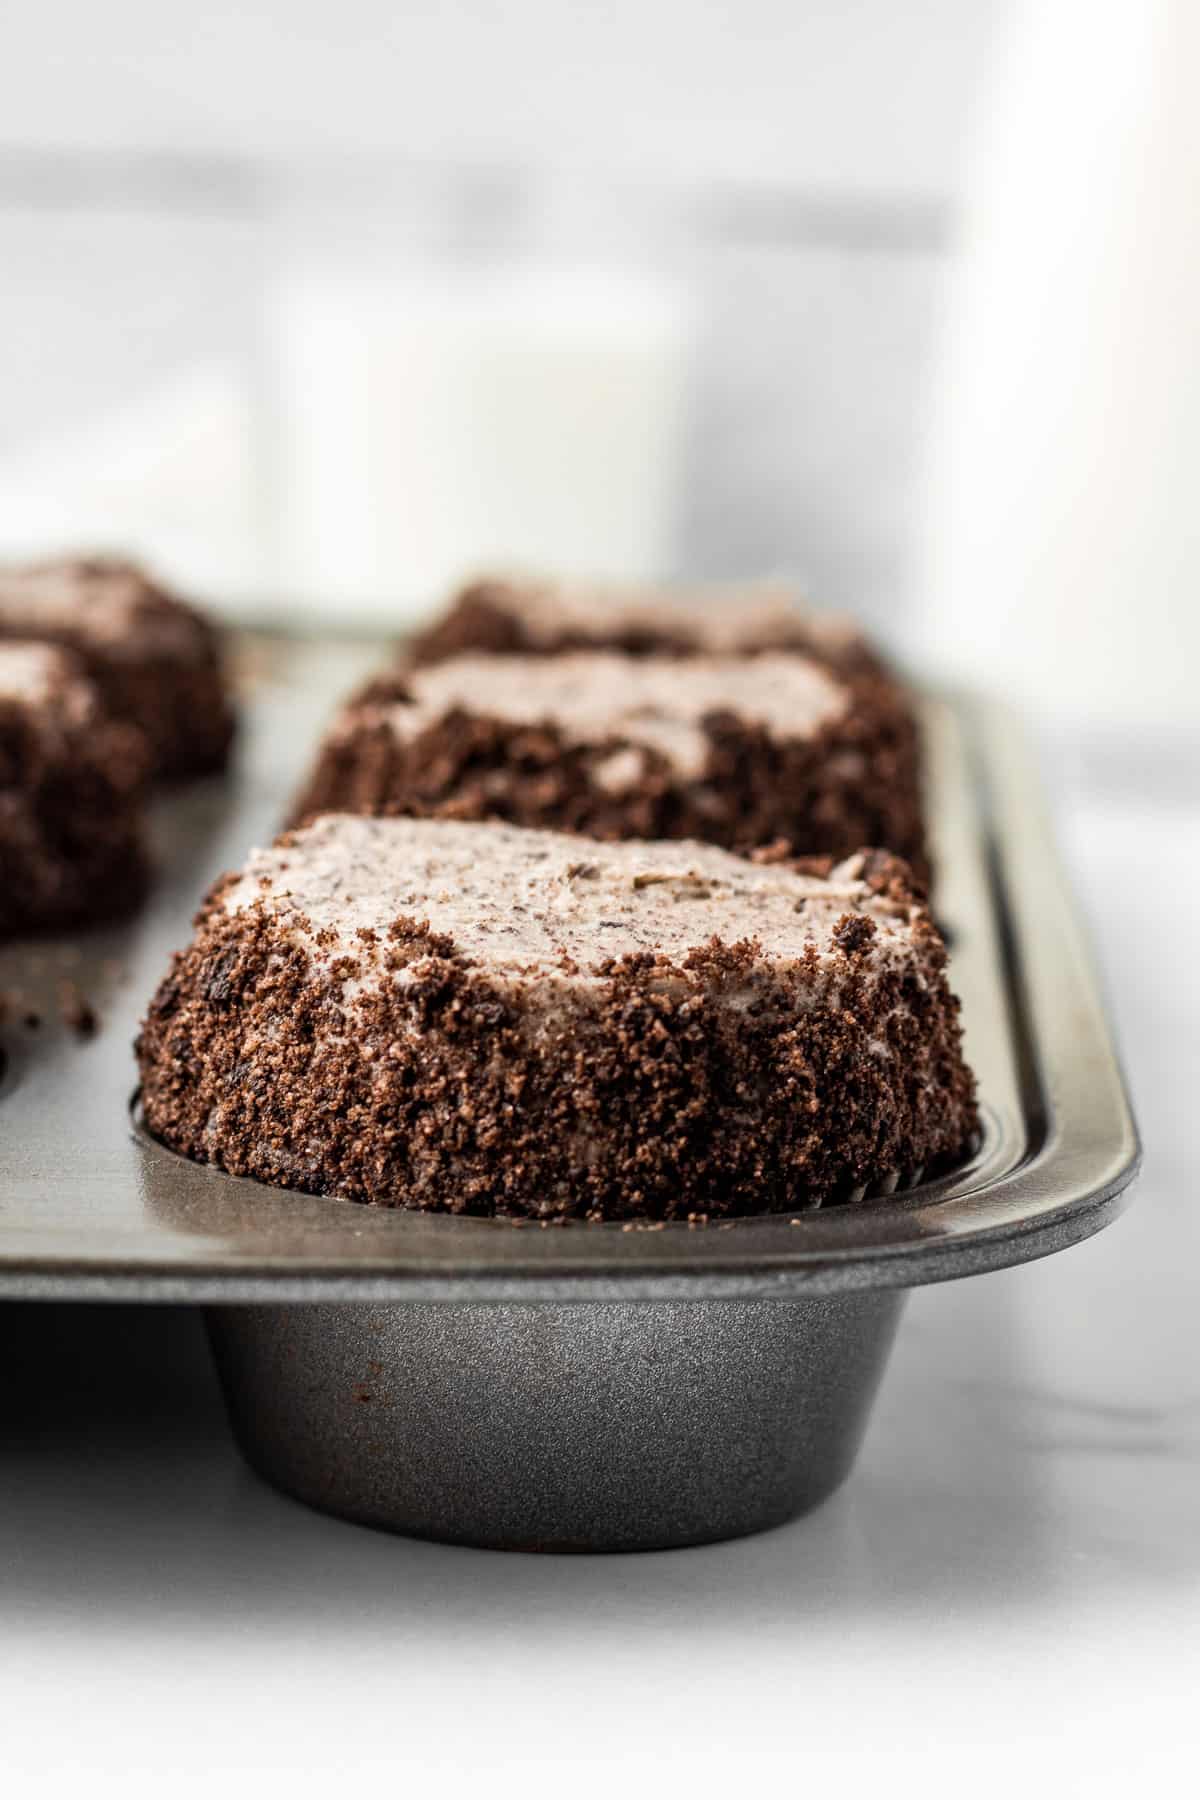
[0,637,1140,1550]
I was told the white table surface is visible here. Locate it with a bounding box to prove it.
[1,745,1196,1797]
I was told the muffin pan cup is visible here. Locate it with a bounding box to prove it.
[207,1293,908,1552]
[0,638,1140,1551]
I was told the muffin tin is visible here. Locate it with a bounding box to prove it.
[0,635,1140,1550]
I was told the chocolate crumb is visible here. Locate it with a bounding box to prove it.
[58,980,98,1039]
[833,913,878,957]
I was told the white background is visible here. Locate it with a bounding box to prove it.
[0,3,1006,621]
[0,2,1004,192]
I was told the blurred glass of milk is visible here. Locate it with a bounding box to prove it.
[269,260,693,624]
[916,0,1200,729]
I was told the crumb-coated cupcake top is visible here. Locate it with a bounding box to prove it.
[0,556,212,660]
[416,573,868,661]
[363,650,850,778]
[221,814,924,982]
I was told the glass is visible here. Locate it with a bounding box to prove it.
[0,149,948,640]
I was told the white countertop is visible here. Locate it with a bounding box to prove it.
[1,747,1196,1796]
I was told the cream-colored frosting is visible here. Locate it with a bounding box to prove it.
[0,642,63,701]
[0,558,199,658]
[457,574,865,656]
[223,815,916,982]
[379,651,848,776]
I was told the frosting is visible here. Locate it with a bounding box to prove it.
[380,651,849,776]
[458,575,865,656]
[223,814,915,980]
